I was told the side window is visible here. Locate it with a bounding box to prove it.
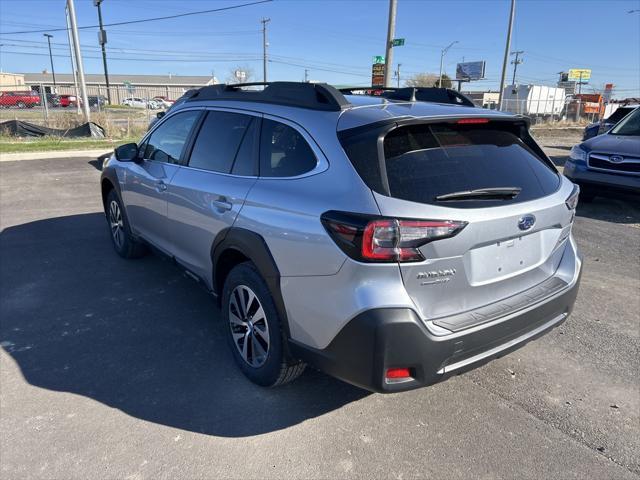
[259,119,317,177]
[232,118,258,176]
[188,111,254,173]
[143,110,200,164]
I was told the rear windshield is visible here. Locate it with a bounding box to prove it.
[341,122,560,208]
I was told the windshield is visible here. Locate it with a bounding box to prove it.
[610,108,640,136]
[606,107,633,124]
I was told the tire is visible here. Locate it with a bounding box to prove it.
[222,262,305,387]
[16,101,25,109]
[105,189,147,259]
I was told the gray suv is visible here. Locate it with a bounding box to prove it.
[100,82,582,392]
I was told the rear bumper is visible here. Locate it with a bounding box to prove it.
[290,260,582,393]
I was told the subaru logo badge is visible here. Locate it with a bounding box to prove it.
[518,214,536,231]
[609,155,624,164]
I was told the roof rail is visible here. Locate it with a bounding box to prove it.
[185,82,350,111]
[339,86,475,107]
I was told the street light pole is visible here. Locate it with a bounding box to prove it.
[65,6,82,115]
[498,0,516,110]
[67,0,90,121]
[383,0,397,88]
[261,17,270,83]
[438,41,458,88]
[94,0,112,105]
[43,34,56,89]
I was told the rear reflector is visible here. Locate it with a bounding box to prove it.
[457,118,490,124]
[386,367,412,379]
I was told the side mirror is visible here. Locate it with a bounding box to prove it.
[156,111,166,120]
[114,143,139,162]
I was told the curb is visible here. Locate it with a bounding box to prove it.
[0,149,113,162]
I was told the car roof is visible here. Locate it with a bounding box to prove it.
[172,87,520,134]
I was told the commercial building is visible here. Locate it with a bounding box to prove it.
[0,73,28,92]
[21,73,218,103]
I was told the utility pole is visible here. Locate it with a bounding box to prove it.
[94,0,112,105]
[498,0,516,110]
[304,69,309,82]
[261,17,270,83]
[43,34,56,89]
[383,0,397,88]
[438,41,458,88]
[396,63,401,88]
[65,6,81,115]
[67,0,90,121]
[510,50,523,85]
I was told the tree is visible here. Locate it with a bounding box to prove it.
[226,66,255,84]
[405,72,452,89]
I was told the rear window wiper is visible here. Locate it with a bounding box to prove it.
[435,187,522,201]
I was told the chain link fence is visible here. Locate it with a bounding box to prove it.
[0,84,196,139]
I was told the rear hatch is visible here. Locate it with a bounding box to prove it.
[339,116,576,331]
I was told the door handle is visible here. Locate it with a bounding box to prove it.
[211,197,233,212]
[155,180,168,193]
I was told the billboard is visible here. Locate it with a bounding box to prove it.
[456,61,486,81]
[568,69,591,81]
[371,62,385,88]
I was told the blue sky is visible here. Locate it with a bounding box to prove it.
[0,0,638,97]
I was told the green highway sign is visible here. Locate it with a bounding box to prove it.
[392,38,405,47]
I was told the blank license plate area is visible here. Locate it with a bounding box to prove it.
[466,233,543,285]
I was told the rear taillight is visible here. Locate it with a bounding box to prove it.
[321,211,467,263]
[565,184,579,210]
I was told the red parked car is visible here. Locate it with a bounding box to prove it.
[59,94,79,108]
[0,90,41,108]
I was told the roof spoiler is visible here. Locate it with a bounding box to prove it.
[185,82,350,111]
[339,87,476,107]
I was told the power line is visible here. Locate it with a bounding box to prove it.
[0,0,272,35]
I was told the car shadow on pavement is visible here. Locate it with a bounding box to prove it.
[576,193,640,225]
[0,213,369,437]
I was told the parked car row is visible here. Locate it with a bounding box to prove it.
[0,90,108,109]
[121,97,174,109]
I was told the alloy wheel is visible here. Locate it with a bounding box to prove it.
[109,200,124,249]
[229,285,270,367]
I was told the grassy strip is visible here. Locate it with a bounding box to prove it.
[0,137,136,154]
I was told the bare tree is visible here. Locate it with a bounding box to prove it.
[405,72,452,88]
[226,66,255,84]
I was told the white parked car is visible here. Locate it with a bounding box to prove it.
[122,97,159,109]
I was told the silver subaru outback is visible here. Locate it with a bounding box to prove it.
[100,82,582,392]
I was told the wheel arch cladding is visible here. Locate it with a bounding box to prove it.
[211,227,293,340]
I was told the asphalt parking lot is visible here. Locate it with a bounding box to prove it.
[1,141,639,479]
